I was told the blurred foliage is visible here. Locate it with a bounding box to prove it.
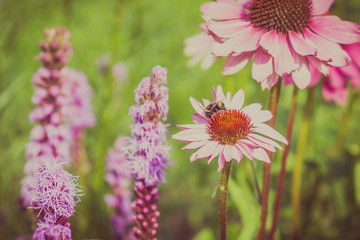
[0,0,360,239]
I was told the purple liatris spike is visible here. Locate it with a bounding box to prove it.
[21,26,73,207]
[126,65,172,239]
[126,65,172,186]
[105,137,133,239]
[31,156,82,240]
[132,181,160,240]
[32,222,72,240]
[31,156,82,224]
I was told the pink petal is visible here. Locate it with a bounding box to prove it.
[240,103,262,118]
[231,145,243,163]
[341,64,360,89]
[223,145,233,162]
[307,56,329,75]
[225,92,232,107]
[253,123,288,144]
[203,99,211,107]
[172,129,209,142]
[253,148,270,163]
[190,97,205,115]
[229,89,245,110]
[248,133,281,150]
[289,31,317,56]
[216,85,226,101]
[190,141,219,162]
[218,150,226,172]
[200,1,243,20]
[208,144,223,164]
[312,0,334,15]
[208,20,249,38]
[310,16,360,44]
[182,141,208,150]
[236,143,253,160]
[223,52,253,75]
[260,31,298,76]
[261,73,280,90]
[211,86,216,101]
[291,57,311,89]
[250,110,273,123]
[303,29,350,67]
[252,49,273,83]
[192,113,208,124]
[176,124,206,130]
[212,26,263,56]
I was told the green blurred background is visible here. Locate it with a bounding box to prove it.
[0,0,360,239]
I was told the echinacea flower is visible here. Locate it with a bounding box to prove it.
[172,85,287,172]
[199,0,360,89]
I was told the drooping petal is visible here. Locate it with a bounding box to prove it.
[218,150,226,172]
[200,1,243,20]
[236,142,253,160]
[248,133,281,151]
[223,145,233,162]
[223,52,253,75]
[208,144,223,164]
[209,20,250,38]
[192,113,208,124]
[312,0,334,15]
[252,49,274,83]
[190,141,219,162]
[289,31,317,56]
[253,123,288,144]
[310,16,360,44]
[216,85,226,101]
[260,31,298,76]
[231,145,243,163]
[182,140,208,150]
[172,129,209,142]
[291,57,311,89]
[253,148,271,163]
[229,89,245,110]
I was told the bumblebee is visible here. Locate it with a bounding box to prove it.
[205,101,226,118]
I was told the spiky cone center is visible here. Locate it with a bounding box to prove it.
[207,110,253,145]
[248,0,312,34]
[132,181,160,240]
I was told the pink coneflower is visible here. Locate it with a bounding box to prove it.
[199,0,360,89]
[172,85,287,171]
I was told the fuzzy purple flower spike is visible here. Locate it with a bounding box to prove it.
[31,156,82,240]
[126,65,172,239]
[21,26,73,207]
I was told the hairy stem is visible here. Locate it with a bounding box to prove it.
[257,81,282,240]
[291,87,314,240]
[269,86,299,240]
[219,161,232,240]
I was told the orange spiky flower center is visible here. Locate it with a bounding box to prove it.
[207,110,253,145]
[248,0,312,34]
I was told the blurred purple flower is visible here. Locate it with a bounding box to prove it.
[21,27,73,207]
[105,137,133,239]
[112,62,128,83]
[32,221,72,240]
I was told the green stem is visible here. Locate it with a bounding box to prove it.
[270,86,299,240]
[257,81,282,240]
[291,87,314,240]
[327,91,359,157]
[219,161,232,240]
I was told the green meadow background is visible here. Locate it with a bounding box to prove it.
[0,0,360,239]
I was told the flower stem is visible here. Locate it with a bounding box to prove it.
[269,86,299,240]
[257,81,282,240]
[219,161,232,240]
[327,91,359,157]
[291,87,314,240]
